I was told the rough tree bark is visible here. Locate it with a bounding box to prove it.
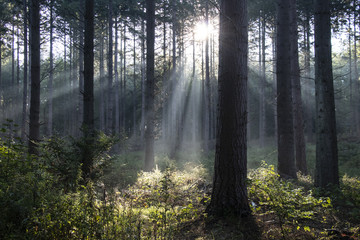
[276,0,297,179]
[82,0,95,179]
[28,0,41,155]
[144,0,155,171]
[290,0,307,174]
[314,0,339,187]
[206,0,250,217]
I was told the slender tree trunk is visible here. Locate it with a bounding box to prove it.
[290,0,307,174]
[79,0,84,133]
[259,13,266,147]
[29,0,41,155]
[82,0,95,180]
[47,0,54,136]
[276,0,296,179]
[144,0,155,171]
[133,20,137,135]
[162,6,167,141]
[192,31,196,143]
[123,24,127,132]
[272,27,277,143]
[204,0,210,152]
[140,18,146,145]
[304,12,313,142]
[99,28,105,131]
[349,17,353,135]
[114,17,120,135]
[12,21,15,86]
[21,0,28,140]
[314,0,339,187]
[354,10,360,135]
[107,0,113,134]
[16,28,20,89]
[207,0,250,217]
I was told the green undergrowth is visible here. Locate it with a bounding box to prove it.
[1,129,360,239]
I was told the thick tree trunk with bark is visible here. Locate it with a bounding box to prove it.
[314,0,339,187]
[82,0,95,179]
[28,0,41,155]
[290,0,307,174]
[144,0,155,171]
[207,0,250,217]
[276,0,296,179]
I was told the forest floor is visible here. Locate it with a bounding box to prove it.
[1,136,360,239]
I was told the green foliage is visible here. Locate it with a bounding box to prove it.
[124,166,210,239]
[27,183,142,240]
[248,163,332,238]
[0,125,47,239]
[41,132,116,190]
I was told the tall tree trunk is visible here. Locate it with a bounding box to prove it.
[47,0,54,136]
[144,0,155,171]
[162,5,167,142]
[140,18,146,145]
[114,17,120,135]
[79,0,84,133]
[314,0,339,187]
[99,28,105,131]
[353,7,360,135]
[259,13,266,147]
[272,27,277,143]
[82,0,95,180]
[290,0,307,174]
[122,24,127,132]
[304,11,313,142]
[192,30,196,143]
[204,0,210,152]
[276,0,296,179]
[133,20,137,135]
[348,17,353,135]
[16,28,20,90]
[12,20,15,86]
[207,0,250,217]
[21,0,28,140]
[29,0,41,155]
[107,0,113,134]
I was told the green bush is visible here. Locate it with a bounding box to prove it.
[248,163,332,238]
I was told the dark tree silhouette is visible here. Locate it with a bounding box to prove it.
[276,0,297,179]
[29,0,41,155]
[82,0,95,179]
[207,0,251,216]
[144,0,155,171]
[314,0,339,187]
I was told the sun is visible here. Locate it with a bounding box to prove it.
[194,21,213,41]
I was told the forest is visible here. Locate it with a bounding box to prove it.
[1,0,360,239]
